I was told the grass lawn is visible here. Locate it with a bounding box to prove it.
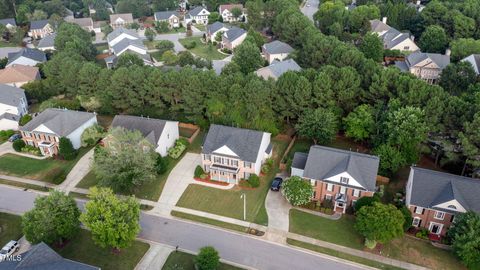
[150,50,163,61]
[171,210,249,233]
[0,147,92,184]
[55,229,149,270]
[162,251,243,270]
[194,24,206,31]
[179,36,226,60]
[0,213,23,248]
[289,209,364,249]
[176,137,290,225]
[287,239,404,270]
[158,27,186,35]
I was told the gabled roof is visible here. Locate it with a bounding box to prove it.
[0,242,99,270]
[263,40,294,55]
[154,11,179,21]
[0,18,16,27]
[408,167,480,213]
[66,17,94,28]
[112,115,175,145]
[202,124,269,162]
[406,52,450,70]
[38,32,57,49]
[370,19,390,33]
[189,6,209,16]
[107,27,139,43]
[462,54,480,73]
[219,4,244,13]
[300,146,380,191]
[381,28,412,49]
[256,59,301,79]
[110,13,134,23]
[223,26,246,42]
[0,84,25,107]
[207,22,229,34]
[111,38,146,55]
[7,48,47,64]
[30,19,50,30]
[292,152,308,170]
[0,65,40,84]
[20,108,96,136]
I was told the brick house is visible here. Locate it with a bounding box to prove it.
[406,167,480,236]
[201,124,272,184]
[221,27,247,51]
[291,146,380,213]
[219,4,246,23]
[28,20,53,39]
[20,109,97,156]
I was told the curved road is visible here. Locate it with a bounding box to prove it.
[0,185,367,270]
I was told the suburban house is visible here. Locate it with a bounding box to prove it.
[20,109,97,156]
[0,242,100,270]
[0,18,16,30]
[154,11,181,28]
[256,59,301,80]
[105,28,152,68]
[0,84,28,131]
[0,65,40,87]
[370,18,419,52]
[37,32,56,51]
[206,22,230,42]
[221,26,247,50]
[110,13,134,29]
[461,54,480,75]
[65,17,100,33]
[185,6,210,25]
[201,124,272,184]
[291,146,380,213]
[395,51,450,84]
[219,4,247,22]
[111,115,179,157]
[406,167,480,236]
[262,40,294,64]
[6,48,47,67]
[28,20,53,39]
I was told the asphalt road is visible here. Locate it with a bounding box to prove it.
[0,185,366,270]
[301,0,320,21]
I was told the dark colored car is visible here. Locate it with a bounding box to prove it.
[8,134,21,142]
[270,177,283,191]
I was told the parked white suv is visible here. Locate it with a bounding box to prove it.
[0,241,20,261]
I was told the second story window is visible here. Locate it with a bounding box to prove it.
[204,154,211,161]
[434,211,445,220]
[340,177,349,185]
[326,183,333,192]
[231,160,238,167]
[245,162,252,168]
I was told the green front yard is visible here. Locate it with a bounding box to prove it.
[176,137,290,225]
[179,37,227,61]
[162,251,243,270]
[0,147,92,184]
[0,213,23,248]
[55,229,149,270]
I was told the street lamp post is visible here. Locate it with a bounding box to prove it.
[240,193,246,221]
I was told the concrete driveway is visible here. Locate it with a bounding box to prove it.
[301,0,320,21]
[153,33,187,53]
[265,189,291,232]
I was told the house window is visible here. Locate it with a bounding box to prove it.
[325,194,332,200]
[412,217,421,227]
[404,46,410,50]
[204,154,211,161]
[340,177,349,184]
[353,189,360,197]
[245,162,252,168]
[214,156,221,163]
[232,160,238,167]
[167,134,169,139]
[326,183,333,192]
[310,180,316,186]
[340,186,347,194]
[434,211,445,220]
[415,207,424,215]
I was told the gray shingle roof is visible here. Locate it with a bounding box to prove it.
[202,124,268,162]
[263,40,294,55]
[38,33,56,49]
[370,19,390,33]
[111,38,145,55]
[408,167,480,214]
[207,22,229,34]
[111,115,173,145]
[462,54,480,72]
[223,27,246,42]
[0,242,99,270]
[0,112,20,121]
[0,18,16,27]
[258,59,301,79]
[189,6,208,16]
[106,27,139,43]
[301,146,380,191]
[154,11,179,21]
[406,52,450,69]
[7,48,46,64]
[30,20,49,30]
[20,108,96,137]
[292,152,308,170]
[0,84,25,107]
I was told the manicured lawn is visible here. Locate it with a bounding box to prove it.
[179,36,227,60]
[55,229,149,270]
[176,137,290,225]
[194,24,206,31]
[287,239,404,270]
[0,213,23,248]
[0,147,92,184]
[289,209,364,249]
[162,251,243,270]
[171,210,249,233]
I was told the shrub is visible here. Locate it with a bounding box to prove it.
[196,246,219,270]
[155,40,175,55]
[416,228,429,240]
[0,130,15,141]
[261,164,270,174]
[21,145,41,155]
[13,139,25,152]
[399,205,413,231]
[194,165,205,178]
[365,238,377,249]
[19,114,32,126]
[81,124,105,147]
[184,40,197,49]
[248,174,260,188]
[155,154,169,174]
[168,139,188,159]
[59,137,77,160]
[353,195,380,212]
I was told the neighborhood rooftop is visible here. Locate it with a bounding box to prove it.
[154,11,179,20]
[7,48,46,64]
[257,59,301,79]
[207,21,229,34]
[111,38,146,54]
[0,18,16,27]
[0,65,39,84]
[0,84,25,107]
[111,115,173,145]
[407,52,450,69]
[38,33,57,49]
[219,4,243,13]
[223,27,246,42]
[30,19,49,29]
[107,27,139,43]
[263,40,294,55]
[110,13,133,22]
[188,6,207,16]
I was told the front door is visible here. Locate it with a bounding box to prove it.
[429,222,443,235]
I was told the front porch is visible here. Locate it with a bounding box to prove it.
[38,141,55,157]
[333,193,348,214]
[209,164,240,184]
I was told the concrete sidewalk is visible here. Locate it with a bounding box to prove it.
[0,142,47,160]
[134,243,173,270]
[58,148,94,194]
[0,174,55,189]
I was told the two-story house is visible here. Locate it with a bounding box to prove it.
[406,167,480,236]
[0,84,28,131]
[262,40,294,64]
[111,115,179,157]
[219,4,246,22]
[154,11,181,28]
[28,20,53,39]
[6,48,46,67]
[105,28,152,68]
[65,17,100,33]
[201,124,272,184]
[291,146,380,213]
[185,6,210,25]
[206,22,230,42]
[20,109,97,156]
[395,51,450,84]
[256,59,301,80]
[221,26,246,51]
[370,18,419,52]
[110,13,134,29]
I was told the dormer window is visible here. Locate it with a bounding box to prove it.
[340,177,349,185]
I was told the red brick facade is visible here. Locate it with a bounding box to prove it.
[409,205,455,236]
[20,131,59,156]
[311,180,374,212]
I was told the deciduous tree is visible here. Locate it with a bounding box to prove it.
[296,108,338,145]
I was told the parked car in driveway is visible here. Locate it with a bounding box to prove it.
[0,240,19,261]
[8,134,21,142]
[270,177,283,191]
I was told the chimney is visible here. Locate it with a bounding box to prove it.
[410,35,415,42]
[445,48,451,56]
[416,0,421,5]
[382,17,387,24]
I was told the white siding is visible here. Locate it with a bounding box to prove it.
[0,118,19,130]
[6,57,41,67]
[155,121,179,157]
[253,132,271,175]
[291,168,304,178]
[268,53,290,64]
[66,116,98,149]
[324,172,364,188]
[405,168,414,206]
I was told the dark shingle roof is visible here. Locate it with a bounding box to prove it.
[0,84,25,107]
[406,52,450,69]
[292,152,308,170]
[189,6,209,16]
[111,38,145,55]
[257,59,301,79]
[202,124,268,162]
[111,115,172,145]
[7,48,47,64]
[263,40,294,55]
[0,18,16,27]
[223,27,246,42]
[302,146,380,191]
[106,27,139,43]
[408,167,480,213]
[20,109,96,136]
[207,22,229,34]
[30,20,49,30]
[0,242,99,270]
[38,33,57,49]
[154,11,179,21]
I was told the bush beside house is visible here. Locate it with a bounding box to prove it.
[59,137,77,160]
[168,139,188,159]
